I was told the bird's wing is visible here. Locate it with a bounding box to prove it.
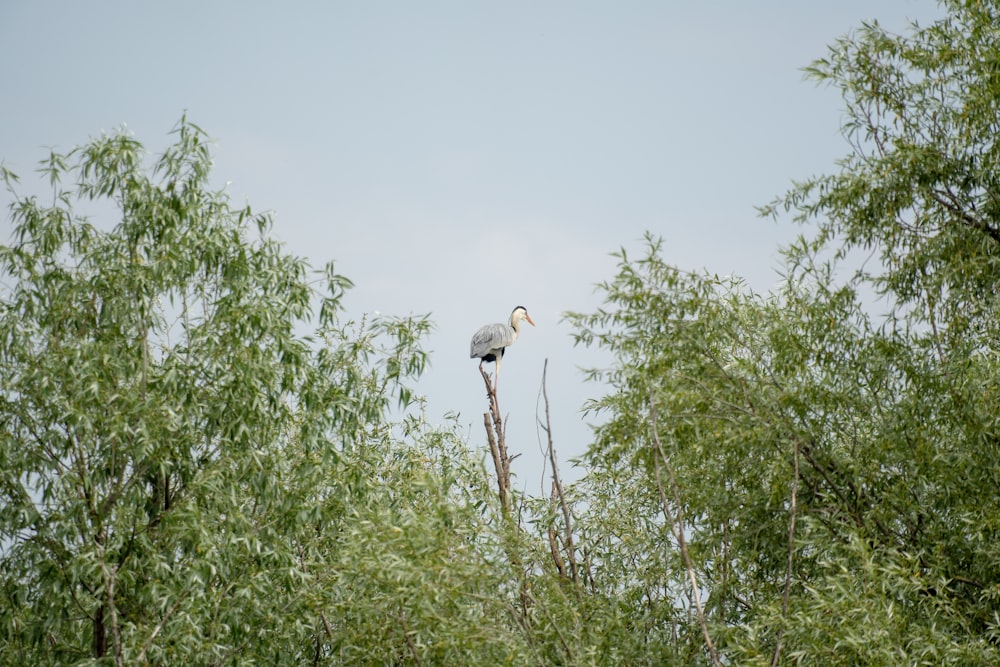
[470,323,515,358]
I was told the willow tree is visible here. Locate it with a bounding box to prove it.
[567,2,1000,664]
[0,120,532,665]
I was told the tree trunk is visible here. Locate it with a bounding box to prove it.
[93,604,107,658]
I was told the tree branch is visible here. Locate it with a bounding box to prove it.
[930,187,1000,246]
[538,359,578,583]
[481,364,511,514]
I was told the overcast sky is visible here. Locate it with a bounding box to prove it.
[1,1,940,490]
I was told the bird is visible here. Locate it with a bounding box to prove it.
[470,306,535,390]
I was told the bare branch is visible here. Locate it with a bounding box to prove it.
[481,366,511,514]
[538,359,578,583]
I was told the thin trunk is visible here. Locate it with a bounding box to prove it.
[93,604,107,658]
[771,435,801,667]
[649,397,721,667]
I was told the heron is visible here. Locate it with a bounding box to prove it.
[470,306,535,390]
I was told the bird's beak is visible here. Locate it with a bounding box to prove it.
[525,313,536,327]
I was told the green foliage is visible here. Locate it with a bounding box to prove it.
[7,2,1000,663]
[564,2,1000,663]
[770,0,1000,342]
[0,120,531,665]
[567,234,1000,664]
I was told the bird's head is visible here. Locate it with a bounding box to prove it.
[511,306,535,328]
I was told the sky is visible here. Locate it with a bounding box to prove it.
[1,1,941,491]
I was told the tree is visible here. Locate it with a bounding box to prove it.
[0,120,531,665]
[565,1,1000,663]
[10,2,1000,663]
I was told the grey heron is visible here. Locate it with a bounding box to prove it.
[470,306,535,389]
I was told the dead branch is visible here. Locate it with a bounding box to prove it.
[538,359,578,583]
[481,366,512,514]
[547,491,567,578]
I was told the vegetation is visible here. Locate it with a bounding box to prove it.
[4,1,1000,663]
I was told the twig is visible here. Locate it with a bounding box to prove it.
[135,591,191,664]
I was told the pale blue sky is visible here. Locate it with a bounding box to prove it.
[1,1,940,488]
